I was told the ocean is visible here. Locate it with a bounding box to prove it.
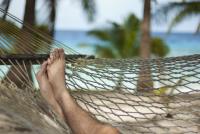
[55,30,200,57]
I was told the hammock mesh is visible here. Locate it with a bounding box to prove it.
[0,9,200,134]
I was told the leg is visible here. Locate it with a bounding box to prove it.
[47,49,119,134]
[36,61,64,118]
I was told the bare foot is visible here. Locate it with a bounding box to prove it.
[46,49,119,134]
[36,61,63,118]
[47,48,67,100]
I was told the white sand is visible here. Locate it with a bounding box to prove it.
[73,91,200,133]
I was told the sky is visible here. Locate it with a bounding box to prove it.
[6,0,200,32]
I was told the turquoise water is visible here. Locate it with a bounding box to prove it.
[55,31,200,57]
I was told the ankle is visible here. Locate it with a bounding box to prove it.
[50,78,65,88]
[97,125,119,134]
[54,88,69,102]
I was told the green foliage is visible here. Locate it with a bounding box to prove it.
[152,77,184,96]
[153,86,169,96]
[81,0,96,21]
[30,24,52,53]
[87,14,169,58]
[0,20,51,54]
[155,1,200,33]
[88,14,140,58]
[94,45,115,58]
[33,24,50,34]
[151,37,169,57]
[0,19,20,34]
[0,20,20,53]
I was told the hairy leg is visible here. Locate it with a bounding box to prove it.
[47,49,119,134]
[36,61,64,118]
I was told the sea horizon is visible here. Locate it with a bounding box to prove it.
[56,29,199,34]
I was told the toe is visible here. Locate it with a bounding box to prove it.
[36,61,48,77]
[41,61,48,71]
[52,50,56,60]
[55,48,59,59]
[36,69,41,80]
[50,52,54,63]
[48,58,52,65]
[59,49,65,59]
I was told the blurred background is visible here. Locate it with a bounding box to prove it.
[1,0,200,59]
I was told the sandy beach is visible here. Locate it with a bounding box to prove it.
[72,91,200,133]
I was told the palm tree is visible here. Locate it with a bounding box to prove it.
[88,14,169,59]
[4,0,36,88]
[1,0,96,37]
[42,0,96,37]
[40,0,56,37]
[155,0,200,33]
[1,0,96,88]
[80,0,96,21]
[0,0,11,20]
[140,0,151,59]
[87,14,169,91]
[151,37,169,57]
[88,14,140,90]
[137,0,154,91]
[23,0,36,27]
[49,0,56,36]
[88,14,140,58]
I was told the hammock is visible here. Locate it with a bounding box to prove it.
[0,9,199,134]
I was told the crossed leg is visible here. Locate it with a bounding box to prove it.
[36,60,64,118]
[36,49,119,134]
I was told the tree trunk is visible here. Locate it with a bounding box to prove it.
[195,21,200,34]
[4,0,36,89]
[137,0,154,91]
[2,0,11,20]
[140,0,151,59]
[23,0,35,27]
[49,0,56,37]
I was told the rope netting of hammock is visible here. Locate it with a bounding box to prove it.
[0,8,199,134]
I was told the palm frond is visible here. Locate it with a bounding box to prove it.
[124,14,140,32]
[157,1,200,15]
[109,21,121,28]
[37,0,57,36]
[168,4,200,32]
[87,13,169,59]
[154,1,200,20]
[0,0,11,20]
[95,45,116,58]
[0,0,11,9]
[80,0,96,22]
[196,21,200,33]
[155,1,200,32]
[151,37,169,57]
[88,29,110,41]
